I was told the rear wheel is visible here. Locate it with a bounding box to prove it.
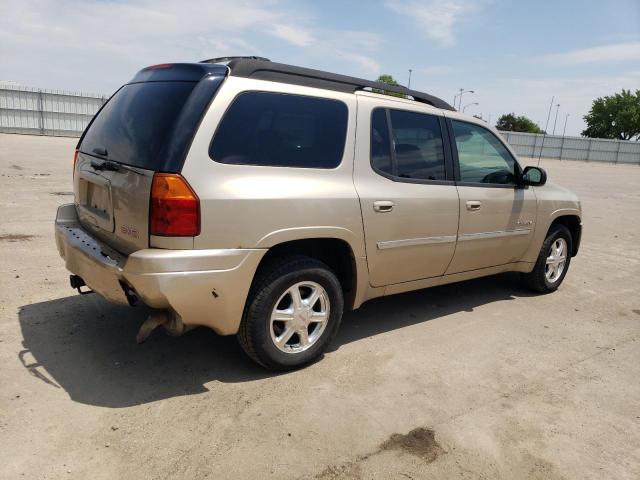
[523,224,572,293]
[238,255,344,370]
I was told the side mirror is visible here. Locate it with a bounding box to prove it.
[521,166,547,187]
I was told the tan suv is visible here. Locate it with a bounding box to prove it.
[55,57,582,370]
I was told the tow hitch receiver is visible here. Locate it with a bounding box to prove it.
[69,275,93,295]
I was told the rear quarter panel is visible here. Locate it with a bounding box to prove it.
[180,77,366,258]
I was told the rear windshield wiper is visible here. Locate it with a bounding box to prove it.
[90,158,120,172]
[87,156,144,175]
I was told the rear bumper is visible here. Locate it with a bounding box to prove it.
[55,204,267,335]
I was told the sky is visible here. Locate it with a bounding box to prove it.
[1,0,639,135]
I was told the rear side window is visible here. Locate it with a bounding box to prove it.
[80,82,197,170]
[210,92,348,168]
[370,108,446,181]
[371,109,392,174]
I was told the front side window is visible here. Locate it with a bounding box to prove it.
[370,108,446,181]
[452,120,517,184]
[210,92,348,168]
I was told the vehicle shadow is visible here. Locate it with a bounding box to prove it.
[18,273,533,408]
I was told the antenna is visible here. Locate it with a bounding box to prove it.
[537,96,555,166]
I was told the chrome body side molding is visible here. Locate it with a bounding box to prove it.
[377,235,457,250]
[377,228,532,249]
[457,228,532,241]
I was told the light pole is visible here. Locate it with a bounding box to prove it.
[552,103,560,135]
[463,102,479,113]
[562,113,570,137]
[407,69,413,89]
[453,88,474,110]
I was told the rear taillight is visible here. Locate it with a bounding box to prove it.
[72,149,79,178]
[150,173,200,237]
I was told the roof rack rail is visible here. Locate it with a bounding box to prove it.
[200,56,271,64]
[211,58,453,111]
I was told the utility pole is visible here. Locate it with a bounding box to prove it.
[453,89,474,110]
[407,69,413,89]
[463,102,479,113]
[562,113,570,137]
[543,96,554,133]
[552,103,560,135]
[559,113,570,161]
[538,96,555,166]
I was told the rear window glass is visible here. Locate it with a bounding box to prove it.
[210,92,348,168]
[370,108,446,181]
[80,81,196,170]
[390,110,446,181]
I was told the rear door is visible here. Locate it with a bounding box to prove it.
[75,80,205,254]
[445,118,537,273]
[354,95,460,287]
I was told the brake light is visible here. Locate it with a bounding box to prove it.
[150,173,200,237]
[72,149,79,178]
[144,63,174,70]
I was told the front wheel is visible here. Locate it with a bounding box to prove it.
[523,224,572,293]
[238,255,344,370]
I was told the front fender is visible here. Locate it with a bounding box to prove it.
[521,207,582,263]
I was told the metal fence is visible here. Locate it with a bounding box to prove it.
[1,83,639,164]
[0,84,106,137]
[499,130,640,165]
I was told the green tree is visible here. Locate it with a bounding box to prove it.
[373,74,405,98]
[582,89,640,140]
[496,113,544,134]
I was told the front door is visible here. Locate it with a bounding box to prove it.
[445,118,537,274]
[354,95,460,287]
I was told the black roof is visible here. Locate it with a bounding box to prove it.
[200,57,454,111]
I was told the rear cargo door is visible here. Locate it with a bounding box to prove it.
[75,81,200,254]
[75,156,155,254]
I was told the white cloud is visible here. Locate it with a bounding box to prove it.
[471,72,640,135]
[385,0,472,46]
[270,24,316,47]
[336,52,381,74]
[538,41,640,65]
[0,0,382,92]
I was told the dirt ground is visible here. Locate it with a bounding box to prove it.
[1,133,639,479]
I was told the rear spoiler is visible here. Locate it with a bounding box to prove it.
[129,63,229,83]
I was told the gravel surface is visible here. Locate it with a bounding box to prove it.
[1,133,639,479]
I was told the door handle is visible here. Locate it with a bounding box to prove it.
[373,200,395,213]
[466,201,482,211]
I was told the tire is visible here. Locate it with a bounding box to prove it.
[522,224,572,293]
[238,255,344,370]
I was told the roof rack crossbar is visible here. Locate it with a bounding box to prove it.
[212,58,454,111]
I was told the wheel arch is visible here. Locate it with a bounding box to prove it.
[252,237,362,310]
[549,214,582,256]
[522,208,582,263]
